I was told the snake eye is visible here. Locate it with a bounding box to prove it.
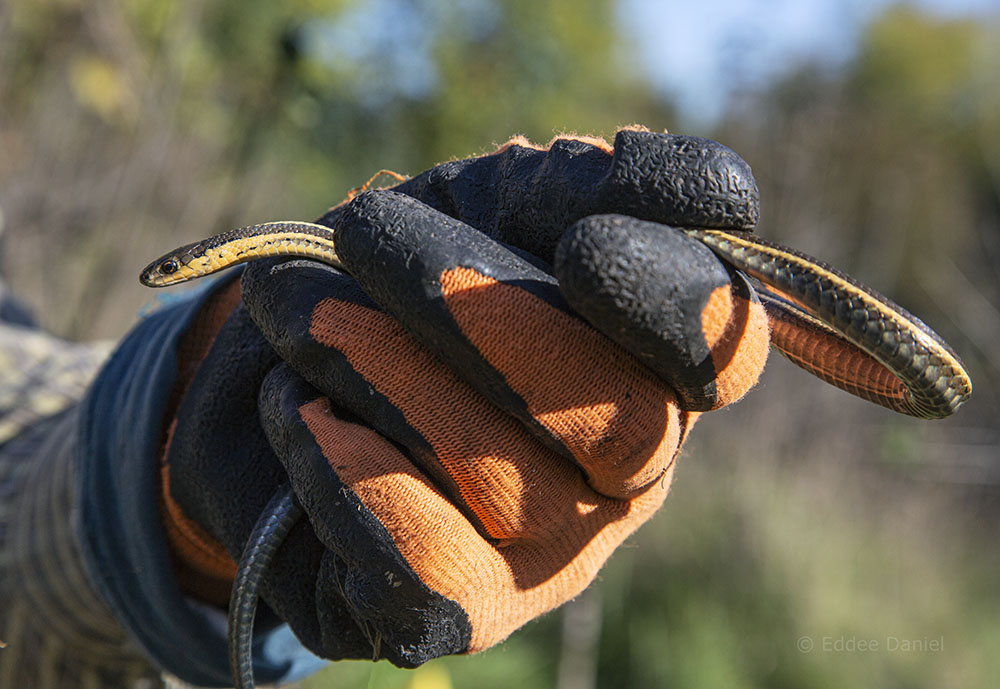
[159,259,179,275]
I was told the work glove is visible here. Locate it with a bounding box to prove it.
[79,128,770,686]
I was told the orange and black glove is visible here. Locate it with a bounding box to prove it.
[156,128,770,676]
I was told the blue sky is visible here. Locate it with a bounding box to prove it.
[618,0,1000,124]
[307,0,998,123]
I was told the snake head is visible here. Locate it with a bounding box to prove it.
[138,240,208,287]
[138,222,341,288]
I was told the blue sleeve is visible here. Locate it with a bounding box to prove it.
[75,278,325,687]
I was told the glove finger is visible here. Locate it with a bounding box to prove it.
[334,190,767,411]
[318,128,759,263]
[258,362,672,662]
[555,215,770,411]
[243,209,684,500]
[259,363,470,666]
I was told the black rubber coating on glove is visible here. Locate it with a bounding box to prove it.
[317,129,759,264]
[554,215,736,410]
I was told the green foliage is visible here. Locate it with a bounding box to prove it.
[853,6,988,130]
[850,5,1000,206]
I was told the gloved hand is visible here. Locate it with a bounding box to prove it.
[79,128,770,686]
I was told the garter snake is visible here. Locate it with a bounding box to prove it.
[140,217,972,688]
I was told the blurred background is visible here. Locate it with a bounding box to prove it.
[2,0,998,686]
